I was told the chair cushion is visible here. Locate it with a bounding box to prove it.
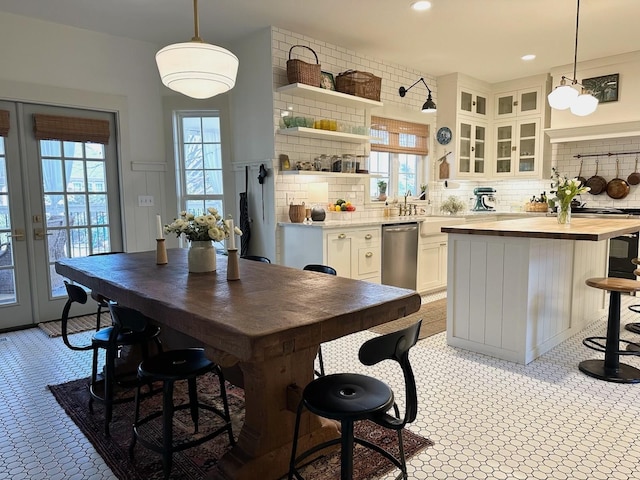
[92,324,160,346]
[302,373,394,420]
[138,348,213,381]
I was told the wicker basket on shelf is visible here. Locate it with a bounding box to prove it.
[335,70,382,101]
[286,45,321,87]
[524,202,549,212]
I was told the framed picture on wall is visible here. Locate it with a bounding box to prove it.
[582,73,619,103]
[320,71,336,91]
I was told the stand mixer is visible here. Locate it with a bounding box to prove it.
[472,187,497,211]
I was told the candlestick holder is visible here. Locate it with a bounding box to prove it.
[156,238,168,265]
[227,248,240,281]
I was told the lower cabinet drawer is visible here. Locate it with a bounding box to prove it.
[357,246,381,276]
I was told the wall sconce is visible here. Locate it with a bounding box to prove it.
[399,77,437,113]
[547,0,598,116]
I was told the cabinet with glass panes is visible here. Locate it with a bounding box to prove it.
[493,118,541,177]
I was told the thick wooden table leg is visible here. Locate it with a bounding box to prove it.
[208,345,339,480]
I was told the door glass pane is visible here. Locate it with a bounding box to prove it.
[520,122,536,138]
[520,92,538,112]
[460,123,471,139]
[476,96,486,115]
[460,91,472,112]
[40,138,113,297]
[0,139,16,304]
[498,96,513,115]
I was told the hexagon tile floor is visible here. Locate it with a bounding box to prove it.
[1,294,639,480]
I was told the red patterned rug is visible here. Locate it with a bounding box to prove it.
[49,374,433,479]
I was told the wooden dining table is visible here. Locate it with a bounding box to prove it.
[55,249,421,480]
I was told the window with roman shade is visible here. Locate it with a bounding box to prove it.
[33,114,110,144]
[370,116,429,155]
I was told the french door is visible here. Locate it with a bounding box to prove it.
[0,101,122,328]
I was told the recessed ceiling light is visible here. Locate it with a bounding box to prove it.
[411,1,432,11]
[521,54,536,61]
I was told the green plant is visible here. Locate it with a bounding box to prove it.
[377,180,387,193]
[548,167,590,210]
[440,196,466,215]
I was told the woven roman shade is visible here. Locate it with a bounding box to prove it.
[33,114,110,144]
[370,116,429,155]
[0,110,9,137]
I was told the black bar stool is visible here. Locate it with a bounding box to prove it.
[580,277,640,383]
[626,259,640,334]
[129,347,235,479]
[289,320,422,480]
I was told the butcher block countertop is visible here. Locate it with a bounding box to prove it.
[441,217,640,241]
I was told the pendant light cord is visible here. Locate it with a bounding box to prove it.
[572,0,580,82]
[192,0,202,42]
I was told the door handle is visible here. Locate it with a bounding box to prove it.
[33,228,53,240]
[8,229,25,241]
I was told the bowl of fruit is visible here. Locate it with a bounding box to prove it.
[333,199,356,212]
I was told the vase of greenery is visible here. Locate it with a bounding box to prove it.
[548,168,590,225]
[377,180,387,201]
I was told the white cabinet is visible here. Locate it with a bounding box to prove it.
[494,87,541,119]
[281,225,381,283]
[417,234,448,292]
[493,118,541,177]
[459,87,489,119]
[457,120,487,177]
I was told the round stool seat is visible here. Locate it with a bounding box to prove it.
[303,373,394,420]
[138,348,213,381]
[92,324,161,347]
[585,277,640,293]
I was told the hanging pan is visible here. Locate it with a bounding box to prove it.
[586,159,606,195]
[576,158,587,186]
[628,154,640,185]
[606,157,630,199]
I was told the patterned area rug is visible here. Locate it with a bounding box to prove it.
[370,297,446,339]
[38,312,111,337]
[49,374,433,480]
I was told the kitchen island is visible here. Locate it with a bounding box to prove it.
[441,217,640,364]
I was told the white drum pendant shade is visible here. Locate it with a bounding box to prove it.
[156,41,239,99]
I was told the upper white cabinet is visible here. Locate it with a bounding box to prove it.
[494,87,542,119]
[459,87,489,119]
[437,72,551,180]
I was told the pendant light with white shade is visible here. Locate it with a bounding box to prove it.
[155,0,239,99]
[547,0,598,116]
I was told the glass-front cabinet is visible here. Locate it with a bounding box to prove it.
[459,88,488,118]
[493,119,540,177]
[494,87,541,119]
[458,121,486,176]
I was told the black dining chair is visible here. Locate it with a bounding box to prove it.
[241,255,271,263]
[288,320,422,480]
[60,281,163,436]
[303,264,337,377]
[89,251,123,330]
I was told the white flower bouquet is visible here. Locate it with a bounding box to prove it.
[165,208,242,243]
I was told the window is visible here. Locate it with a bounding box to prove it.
[174,112,225,216]
[369,117,429,200]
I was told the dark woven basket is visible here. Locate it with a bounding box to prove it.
[286,45,321,87]
[335,70,382,101]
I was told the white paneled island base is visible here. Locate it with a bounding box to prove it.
[442,217,640,364]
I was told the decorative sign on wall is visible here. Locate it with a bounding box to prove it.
[582,73,619,103]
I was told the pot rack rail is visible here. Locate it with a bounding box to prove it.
[574,150,640,159]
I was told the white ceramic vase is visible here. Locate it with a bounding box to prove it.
[188,240,217,272]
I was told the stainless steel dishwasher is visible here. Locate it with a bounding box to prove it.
[382,223,418,290]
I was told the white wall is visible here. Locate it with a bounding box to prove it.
[0,11,166,252]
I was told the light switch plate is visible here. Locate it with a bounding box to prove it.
[138,195,154,207]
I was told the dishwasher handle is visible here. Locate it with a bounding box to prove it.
[384,226,418,233]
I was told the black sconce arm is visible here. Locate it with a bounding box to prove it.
[399,77,432,97]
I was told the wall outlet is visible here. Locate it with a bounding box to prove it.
[138,195,154,207]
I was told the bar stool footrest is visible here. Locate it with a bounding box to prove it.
[581,337,640,356]
[628,305,640,314]
[625,321,640,334]
[578,359,640,384]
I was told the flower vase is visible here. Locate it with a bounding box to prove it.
[557,204,571,225]
[188,241,217,272]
